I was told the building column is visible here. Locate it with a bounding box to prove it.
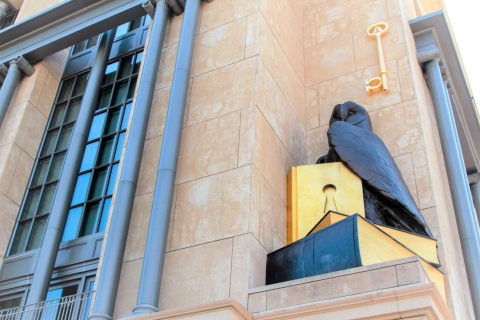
[0,56,34,129]
[426,58,480,319]
[131,0,201,315]
[25,29,117,305]
[88,2,170,319]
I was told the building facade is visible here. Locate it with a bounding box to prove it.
[0,0,479,319]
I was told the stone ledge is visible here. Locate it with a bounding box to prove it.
[129,299,252,320]
[247,256,451,319]
[251,283,452,320]
[249,256,427,294]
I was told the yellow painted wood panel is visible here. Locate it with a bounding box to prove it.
[377,225,439,264]
[358,218,416,265]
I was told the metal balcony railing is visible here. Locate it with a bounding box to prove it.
[0,291,94,320]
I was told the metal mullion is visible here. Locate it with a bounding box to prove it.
[19,213,37,253]
[91,163,111,174]
[50,148,68,158]
[29,153,55,189]
[101,131,118,140]
[52,124,70,154]
[75,204,88,239]
[58,76,78,105]
[47,102,68,131]
[91,198,106,235]
[125,75,133,100]
[89,164,111,203]
[83,167,97,206]
[7,154,48,255]
[106,80,118,110]
[118,103,128,131]
[91,136,104,169]
[102,164,114,197]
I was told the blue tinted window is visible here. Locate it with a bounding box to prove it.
[71,173,91,206]
[88,113,106,140]
[62,207,83,242]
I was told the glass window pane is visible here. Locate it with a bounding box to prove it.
[97,198,111,233]
[80,142,99,171]
[65,98,82,123]
[127,77,137,100]
[56,123,74,151]
[47,152,66,182]
[103,62,118,85]
[9,221,32,255]
[31,157,50,186]
[98,137,115,165]
[26,217,47,251]
[62,207,83,242]
[89,168,108,200]
[41,129,59,156]
[114,132,125,161]
[73,40,87,55]
[112,81,128,106]
[86,35,99,49]
[21,188,41,219]
[121,103,132,130]
[81,201,101,237]
[106,164,118,196]
[46,288,62,301]
[105,108,121,134]
[133,52,143,74]
[131,17,142,31]
[119,55,134,79]
[88,112,106,141]
[0,297,22,309]
[97,87,112,110]
[143,15,151,27]
[50,103,67,128]
[71,173,91,205]
[58,78,74,102]
[115,22,130,38]
[73,73,89,96]
[37,183,57,215]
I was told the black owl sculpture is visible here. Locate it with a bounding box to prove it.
[317,101,433,238]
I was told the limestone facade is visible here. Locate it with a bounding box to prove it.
[0,0,475,319]
[0,0,67,267]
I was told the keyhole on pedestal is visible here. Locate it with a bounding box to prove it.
[323,184,337,213]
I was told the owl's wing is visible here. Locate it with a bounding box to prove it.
[328,121,432,237]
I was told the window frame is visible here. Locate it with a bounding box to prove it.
[62,49,142,243]
[7,71,92,257]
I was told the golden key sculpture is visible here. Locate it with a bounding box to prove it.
[365,22,389,94]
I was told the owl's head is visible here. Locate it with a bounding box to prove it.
[329,101,372,131]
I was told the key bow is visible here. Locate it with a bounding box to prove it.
[365,22,389,95]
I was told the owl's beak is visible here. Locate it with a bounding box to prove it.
[340,105,349,121]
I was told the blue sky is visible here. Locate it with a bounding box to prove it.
[442,0,479,108]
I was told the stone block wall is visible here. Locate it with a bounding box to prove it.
[0,0,67,267]
[112,0,308,317]
[111,0,475,318]
[304,0,473,318]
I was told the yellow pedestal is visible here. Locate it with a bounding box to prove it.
[288,163,364,243]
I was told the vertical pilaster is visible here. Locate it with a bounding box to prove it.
[0,57,34,129]
[426,58,480,319]
[131,0,201,315]
[26,29,117,305]
[0,63,20,128]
